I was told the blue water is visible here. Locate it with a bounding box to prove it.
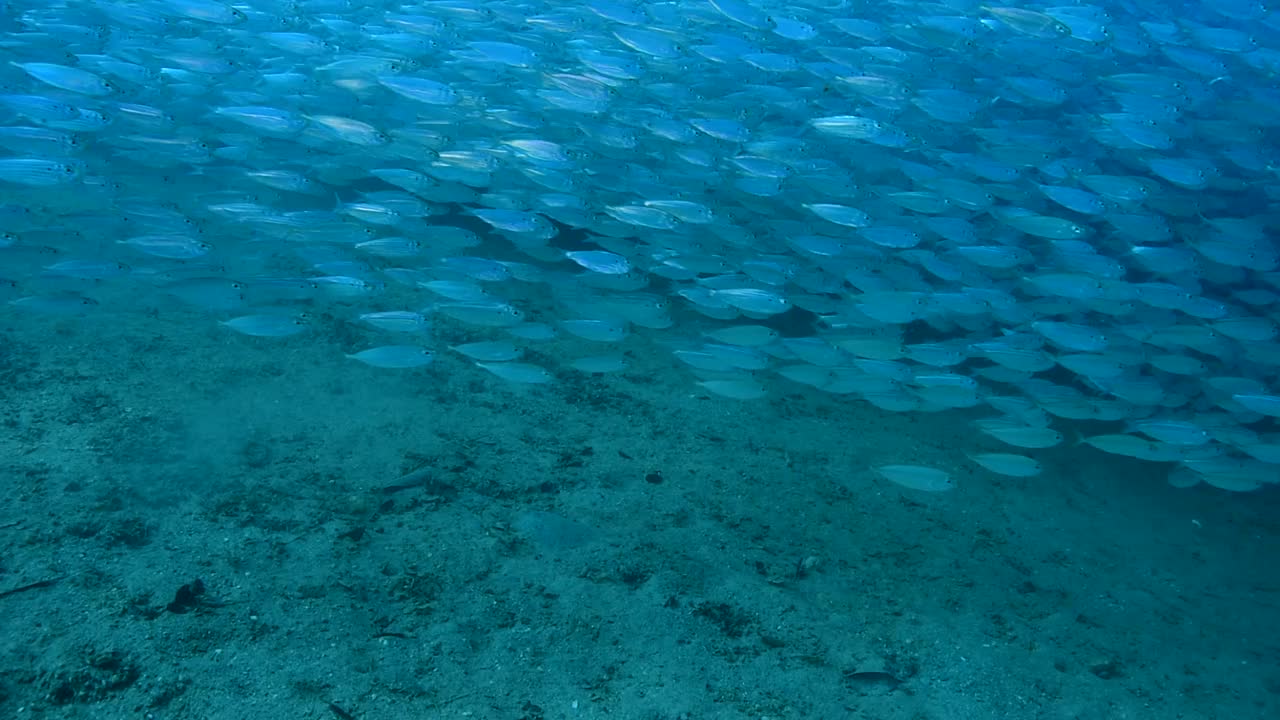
[2,0,1280,718]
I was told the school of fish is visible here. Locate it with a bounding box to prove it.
[2,0,1280,493]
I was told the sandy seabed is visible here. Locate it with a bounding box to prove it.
[0,298,1277,720]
